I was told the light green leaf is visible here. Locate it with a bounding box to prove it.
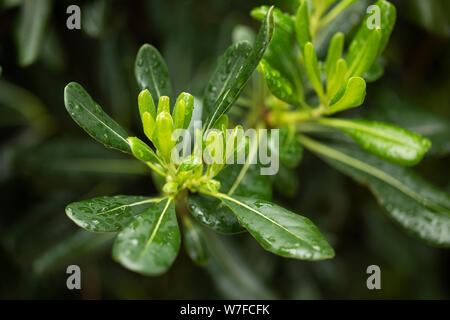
[219,195,335,260]
[325,77,366,114]
[259,59,301,106]
[66,195,165,233]
[345,29,381,79]
[64,82,131,153]
[299,135,450,247]
[325,32,344,83]
[127,137,159,164]
[319,118,431,166]
[346,0,396,71]
[326,58,348,99]
[251,5,295,34]
[112,198,180,276]
[15,0,51,67]
[295,0,311,55]
[203,6,274,131]
[135,44,173,105]
[173,92,194,129]
[182,215,210,266]
[304,42,325,102]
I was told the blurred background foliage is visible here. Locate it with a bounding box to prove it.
[0,0,449,299]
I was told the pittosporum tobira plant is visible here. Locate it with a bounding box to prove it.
[64,8,335,276]
[249,0,449,247]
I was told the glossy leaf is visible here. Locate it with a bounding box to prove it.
[154,111,175,161]
[325,77,366,114]
[263,27,303,102]
[368,90,450,156]
[138,89,156,120]
[203,7,274,131]
[346,0,396,70]
[219,195,335,260]
[182,215,210,266]
[66,195,164,233]
[326,58,348,99]
[345,29,381,79]
[127,137,159,163]
[295,0,310,55]
[304,42,325,101]
[15,0,51,67]
[319,118,431,166]
[188,164,272,234]
[112,198,180,276]
[259,59,301,106]
[173,92,194,129]
[64,82,131,153]
[299,137,450,247]
[325,32,344,83]
[135,44,173,105]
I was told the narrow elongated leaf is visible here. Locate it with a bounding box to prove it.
[182,215,210,266]
[295,0,310,55]
[345,29,381,79]
[299,136,450,247]
[15,0,51,67]
[135,44,173,105]
[64,82,131,153]
[188,164,272,234]
[346,0,396,68]
[219,195,335,260]
[326,58,348,99]
[112,198,180,276]
[66,195,165,232]
[251,5,294,34]
[259,59,301,106]
[325,32,344,82]
[304,42,325,101]
[325,77,366,114]
[319,118,431,166]
[203,7,274,131]
[264,27,303,100]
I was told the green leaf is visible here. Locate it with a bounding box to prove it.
[138,89,156,120]
[263,27,303,101]
[325,77,366,114]
[203,6,274,131]
[295,0,311,55]
[304,42,325,102]
[326,58,348,99]
[188,164,272,234]
[368,89,450,156]
[15,0,51,67]
[325,32,344,83]
[251,5,295,34]
[112,198,180,276]
[319,118,431,166]
[299,136,450,247]
[127,137,159,164]
[345,29,381,79]
[179,154,202,172]
[135,44,173,105]
[64,82,131,154]
[346,0,396,72]
[259,59,301,106]
[66,196,164,233]
[173,92,194,129]
[154,111,175,161]
[182,215,210,266]
[202,41,252,124]
[219,195,335,260]
[363,56,385,82]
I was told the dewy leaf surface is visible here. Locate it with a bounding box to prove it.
[299,135,450,247]
[203,6,274,131]
[66,195,164,232]
[135,44,173,105]
[219,195,335,260]
[64,82,131,153]
[112,198,180,276]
